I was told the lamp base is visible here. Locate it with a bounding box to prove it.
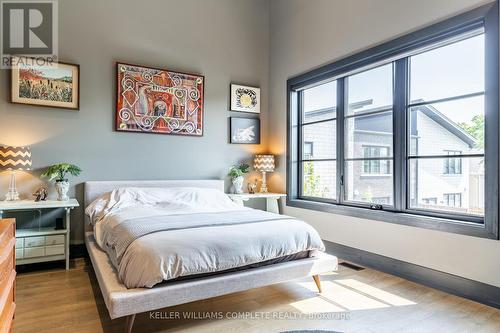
[5,190,19,201]
[259,171,268,193]
[5,171,20,201]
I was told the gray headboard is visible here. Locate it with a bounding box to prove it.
[83,180,225,231]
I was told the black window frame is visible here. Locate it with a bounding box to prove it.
[286,2,499,239]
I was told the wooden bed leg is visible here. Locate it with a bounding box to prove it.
[125,314,136,333]
[312,275,322,293]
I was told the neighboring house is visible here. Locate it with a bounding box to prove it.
[303,101,484,215]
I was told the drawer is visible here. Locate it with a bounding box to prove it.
[24,236,45,248]
[45,234,65,246]
[15,237,24,248]
[24,246,45,258]
[45,244,64,256]
[0,221,14,251]
[0,247,14,285]
[15,248,23,259]
[0,284,14,332]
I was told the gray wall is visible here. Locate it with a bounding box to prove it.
[0,0,270,243]
[268,0,500,288]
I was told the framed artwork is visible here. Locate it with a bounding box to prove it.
[116,62,204,136]
[230,84,260,113]
[230,117,260,144]
[10,56,80,110]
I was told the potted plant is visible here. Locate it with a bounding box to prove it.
[41,163,82,201]
[228,163,250,194]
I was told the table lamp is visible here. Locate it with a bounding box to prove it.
[254,154,275,193]
[0,146,32,201]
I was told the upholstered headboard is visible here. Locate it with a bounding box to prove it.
[83,180,225,231]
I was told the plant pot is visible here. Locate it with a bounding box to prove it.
[232,176,244,194]
[55,180,70,201]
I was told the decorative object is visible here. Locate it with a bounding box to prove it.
[0,199,79,270]
[247,179,257,194]
[41,163,82,201]
[230,84,260,113]
[116,63,204,136]
[0,146,32,201]
[228,163,250,194]
[33,187,48,202]
[230,117,260,144]
[254,154,275,193]
[10,56,80,110]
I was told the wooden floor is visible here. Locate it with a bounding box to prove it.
[13,258,500,333]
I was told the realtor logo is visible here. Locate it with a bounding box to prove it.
[1,0,58,68]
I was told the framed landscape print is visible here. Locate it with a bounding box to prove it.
[116,63,204,136]
[230,117,260,144]
[10,56,79,110]
[230,84,260,113]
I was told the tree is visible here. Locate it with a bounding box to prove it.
[459,115,484,149]
[303,162,330,197]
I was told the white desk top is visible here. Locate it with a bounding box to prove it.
[0,199,79,211]
[227,193,286,199]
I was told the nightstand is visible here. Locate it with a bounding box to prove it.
[0,199,79,270]
[227,193,287,214]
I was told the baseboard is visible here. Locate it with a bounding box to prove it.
[324,240,500,309]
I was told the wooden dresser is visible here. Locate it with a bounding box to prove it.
[0,219,15,333]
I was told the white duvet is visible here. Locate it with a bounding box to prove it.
[86,187,325,288]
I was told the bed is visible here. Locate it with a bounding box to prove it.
[84,180,338,332]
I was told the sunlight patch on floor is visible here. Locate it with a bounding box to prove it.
[335,279,417,306]
[291,277,418,313]
[294,281,390,311]
[290,296,346,313]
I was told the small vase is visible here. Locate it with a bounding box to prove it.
[55,180,70,201]
[232,176,244,194]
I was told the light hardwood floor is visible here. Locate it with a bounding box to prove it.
[13,259,500,333]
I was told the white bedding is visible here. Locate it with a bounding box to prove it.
[86,187,325,288]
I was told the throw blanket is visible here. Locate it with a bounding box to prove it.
[106,210,291,267]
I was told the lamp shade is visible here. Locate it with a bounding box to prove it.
[254,154,275,172]
[0,146,32,171]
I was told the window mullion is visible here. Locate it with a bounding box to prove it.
[394,58,409,212]
[297,91,304,197]
[337,78,345,204]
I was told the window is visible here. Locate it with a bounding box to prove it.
[443,151,462,174]
[300,81,337,200]
[287,3,498,239]
[422,198,438,205]
[304,142,314,159]
[362,146,391,175]
[444,193,462,207]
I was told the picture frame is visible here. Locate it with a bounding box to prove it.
[230,117,260,144]
[116,62,204,136]
[230,84,260,113]
[10,56,80,110]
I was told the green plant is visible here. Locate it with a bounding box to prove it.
[303,162,329,197]
[41,163,82,182]
[228,163,250,180]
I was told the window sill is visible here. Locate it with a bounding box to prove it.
[286,198,495,239]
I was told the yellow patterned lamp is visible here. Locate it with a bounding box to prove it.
[0,146,32,201]
[254,154,275,193]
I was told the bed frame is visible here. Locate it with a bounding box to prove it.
[84,180,338,333]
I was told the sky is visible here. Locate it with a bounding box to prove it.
[304,34,485,125]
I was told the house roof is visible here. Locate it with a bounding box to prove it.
[304,101,478,148]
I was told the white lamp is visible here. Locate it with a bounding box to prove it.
[254,154,275,193]
[0,146,32,201]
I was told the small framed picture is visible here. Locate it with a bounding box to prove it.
[10,56,80,110]
[230,117,260,144]
[230,84,260,113]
